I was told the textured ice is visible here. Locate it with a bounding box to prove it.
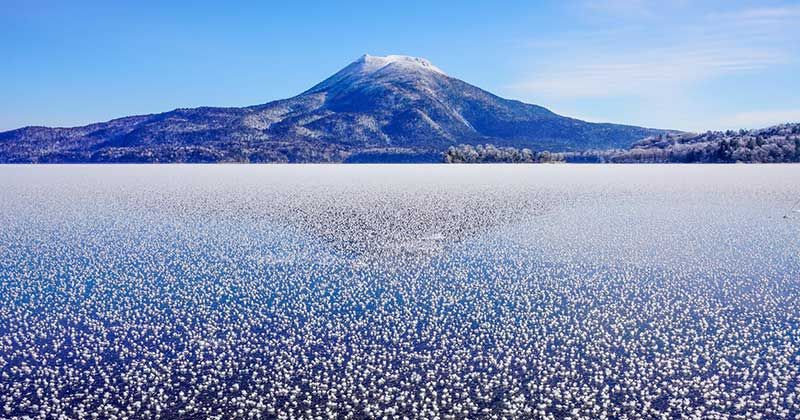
[1,164,799,419]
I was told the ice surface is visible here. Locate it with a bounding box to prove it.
[0,164,799,418]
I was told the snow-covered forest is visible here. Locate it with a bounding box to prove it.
[443,144,566,163]
[444,123,800,164]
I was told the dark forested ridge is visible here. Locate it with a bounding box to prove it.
[0,55,668,163]
[443,123,800,164]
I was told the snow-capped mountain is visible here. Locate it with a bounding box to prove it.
[0,54,669,163]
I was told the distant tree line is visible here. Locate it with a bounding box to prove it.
[443,144,565,163]
[443,123,800,164]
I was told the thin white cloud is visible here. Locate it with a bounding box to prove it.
[513,45,783,98]
[582,0,656,18]
[512,5,798,99]
[712,109,800,130]
[717,5,800,21]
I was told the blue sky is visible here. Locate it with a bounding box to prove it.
[1,0,799,132]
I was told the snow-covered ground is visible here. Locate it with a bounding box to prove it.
[1,164,799,418]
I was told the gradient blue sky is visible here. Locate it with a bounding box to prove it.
[2,0,799,132]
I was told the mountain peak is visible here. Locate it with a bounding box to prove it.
[1,54,670,163]
[356,54,446,75]
[305,54,447,94]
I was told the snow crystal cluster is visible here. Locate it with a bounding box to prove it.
[0,164,799,419]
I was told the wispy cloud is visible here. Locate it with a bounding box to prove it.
[717,5,800,21]
[713,109,800,130]
[513,44,783,98]
[581,0,657,18]
[511,5,798,99]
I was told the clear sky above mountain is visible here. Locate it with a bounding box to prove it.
[2,0,798,132]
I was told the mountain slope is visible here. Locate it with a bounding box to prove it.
[0,54,671,163]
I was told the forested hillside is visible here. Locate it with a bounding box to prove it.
[443,123,800,164]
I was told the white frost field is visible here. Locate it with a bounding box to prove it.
[0,164,799,419]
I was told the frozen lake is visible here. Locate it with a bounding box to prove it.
[1,164,799,418]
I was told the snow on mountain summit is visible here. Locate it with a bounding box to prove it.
[358,54,446,75]
[305,54,447,94]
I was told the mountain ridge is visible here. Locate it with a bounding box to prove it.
[0,54,672,163]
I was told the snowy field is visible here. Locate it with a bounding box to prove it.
[1,164,799,419]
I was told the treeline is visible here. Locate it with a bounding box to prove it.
[442,144,565,163]
[573,123,800,163]
[443,123,800,163]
